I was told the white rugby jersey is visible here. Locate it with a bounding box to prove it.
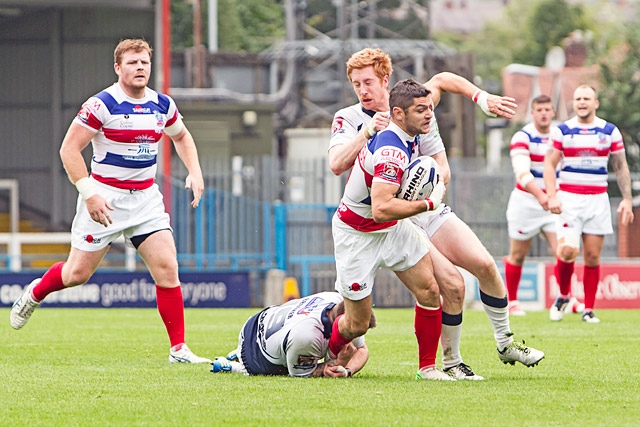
[253,292,362,377]
[330,102,445,159]
[510,122,554,192]
[336,122,416,232]
[73,83,184,190]
[551,116,624,194]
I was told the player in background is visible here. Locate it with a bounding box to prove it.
[544,85,634,324]
[210,291,375,378]
[329,48,544,380]
[10,38,210,363]
[329,79,452,381]
[504,95,559,316]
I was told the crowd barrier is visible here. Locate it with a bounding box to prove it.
[463,260,640,311]
[0,271,251,308]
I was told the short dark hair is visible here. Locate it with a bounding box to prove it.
[389,79,431,112]
[531,94,552,107]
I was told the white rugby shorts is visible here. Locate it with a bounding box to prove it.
[332,214,430,301]
[71,179,172,251]
[555,190,613,240]
[506,188,556,240]
[409,204,456,239]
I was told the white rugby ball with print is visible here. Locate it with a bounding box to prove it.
[396,156,440,201]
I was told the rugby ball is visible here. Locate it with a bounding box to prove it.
[396,156,440,201]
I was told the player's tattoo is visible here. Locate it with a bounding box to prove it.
[611,151,632,200]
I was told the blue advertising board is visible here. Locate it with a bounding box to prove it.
[466,261,540,302]
[0,272,251,308]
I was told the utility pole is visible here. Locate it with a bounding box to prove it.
[192,0,204,88]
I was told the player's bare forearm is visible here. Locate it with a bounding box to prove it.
[171,129,202,175]
[371,184,431,222]
[432,152,451,185]
[543,150,561,198]
[344,346,369,376]
[425,72,516,118]
[425,72,476,106]
[171,128,204,207]
[330,113,390,176]
[59,123,95,183]
[329,139,365,176]
[611,152,633,200]
[525,181,549,210]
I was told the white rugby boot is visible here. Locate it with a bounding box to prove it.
[416,366,456,381]
[10,278,41,330]
[444,362,484,380]
[508,300,526,317]
[498,341,545,367]
[169,344,212,364]
[549,297,570,321]
[582,311,601,324]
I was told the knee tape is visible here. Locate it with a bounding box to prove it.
[559,232,580,250]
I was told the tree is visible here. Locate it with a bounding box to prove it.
[170,0,283,52]
[597,22,640,173]
[513,0,589,67]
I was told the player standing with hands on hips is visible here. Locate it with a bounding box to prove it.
[10,38,211,363]
[544,85,634,324]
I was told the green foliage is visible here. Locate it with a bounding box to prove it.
[2,307,640,426]
[217,0,243,51]
[170,0,196,49]
[513,0,589,66]
[596,23,640,172]
[236,0,286,51]
[432,0,599,89]
[432,0,538,90]
[170,0,284,52]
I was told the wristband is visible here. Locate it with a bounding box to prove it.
[75,177,97,200]
[345,367,352,378]
[518,172,535,188]
[424,199,435,211]
[364,120,376,140]
[472,90,497,117]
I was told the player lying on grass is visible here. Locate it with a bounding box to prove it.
[210,291,376,377]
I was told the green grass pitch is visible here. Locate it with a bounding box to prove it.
[2,307,639,426]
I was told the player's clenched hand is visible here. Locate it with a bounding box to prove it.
[536,193,550,211]
[323,363,349,378]
[85,195,114,228]
[425,181,446,211]
[486,94,517,119]
[185,174,205,208]
[547,195,562,215]
[369,111,391,135]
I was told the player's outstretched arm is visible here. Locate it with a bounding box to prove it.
[611,151,635,226]
[170,127,205,208]
[425,71,517,118]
